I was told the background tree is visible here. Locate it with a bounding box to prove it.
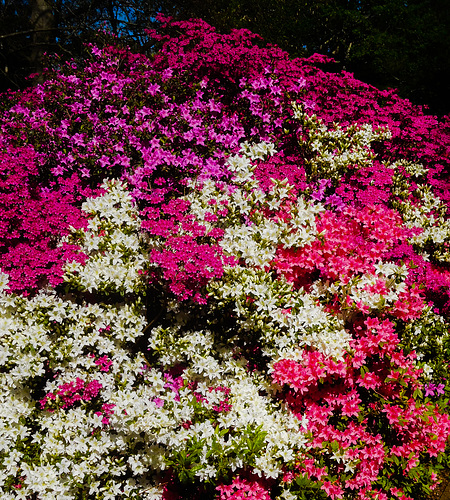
[0,0,160,92]
[162,0,450,116]
[0,0,32,91]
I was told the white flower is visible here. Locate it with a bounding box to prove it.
[277,490,297,500]
[195,464,217,481]
[0,271,9,293]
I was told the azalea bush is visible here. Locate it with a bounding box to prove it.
[1,14,450,500]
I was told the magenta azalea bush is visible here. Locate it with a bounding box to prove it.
[1,15,450,500]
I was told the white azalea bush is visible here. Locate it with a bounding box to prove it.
[0,169,313,499]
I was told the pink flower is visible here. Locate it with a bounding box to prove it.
[216,476,271,500]
[321,480,344,499]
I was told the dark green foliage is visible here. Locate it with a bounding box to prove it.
[164,0,450,116]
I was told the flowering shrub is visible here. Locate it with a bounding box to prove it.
[1,14,450,500]
[0,145,91,294]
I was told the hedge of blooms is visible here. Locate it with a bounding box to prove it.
[1,14,450,500]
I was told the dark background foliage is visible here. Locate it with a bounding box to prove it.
[1,0,450,116]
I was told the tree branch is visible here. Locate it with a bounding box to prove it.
[0,28,61,40]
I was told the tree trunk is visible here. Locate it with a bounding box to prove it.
[30,0,54,83]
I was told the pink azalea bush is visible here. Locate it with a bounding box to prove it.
[0,145,88,293]
[0,14,450,500]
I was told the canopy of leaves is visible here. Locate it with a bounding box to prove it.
[163,0,450,116]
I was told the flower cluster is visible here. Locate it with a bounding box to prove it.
[0,145,88,294]
[62,178,149,296]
